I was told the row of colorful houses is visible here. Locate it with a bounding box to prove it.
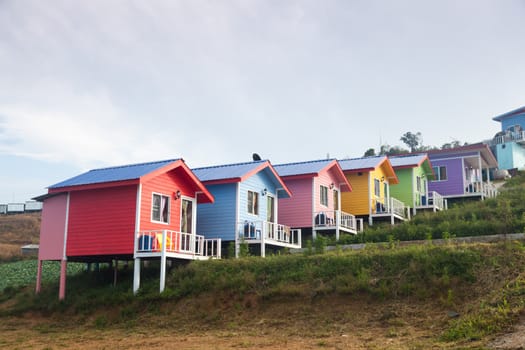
[34,141,499,299]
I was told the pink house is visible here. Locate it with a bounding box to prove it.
[274,159,357,240]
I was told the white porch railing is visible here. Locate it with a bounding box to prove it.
[465,182,498,198]
[373,197,410,219]
[490,131,525,145]
[428,191,446,211]
[314,210,362,233]
[136,230,221,258]
[237,221,301,247]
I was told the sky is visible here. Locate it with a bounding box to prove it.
[1,0,524,204]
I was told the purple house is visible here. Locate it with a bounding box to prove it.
[427,143,499,201]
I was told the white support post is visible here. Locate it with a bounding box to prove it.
[390,198,395,226]
[335,210,340,241]
[160,230,167,293]
[133,258,141,294]
[261,227,266,258]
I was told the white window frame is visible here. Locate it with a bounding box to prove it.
[320,185,329,207]
[151,192,170,224]
[247,190,259,215]
[374,179,381,197]
[432,166,447,181]
[416,176,422,192]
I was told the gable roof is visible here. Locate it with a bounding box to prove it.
[193,160,292,197]
[49,159,180,189]
[338,156,399,184]
[493,105,525,122]
[389,154,435,179]
[274,159,352,192]
[426,143,498,168]
[47,159,214,203]
[338,155,387,172]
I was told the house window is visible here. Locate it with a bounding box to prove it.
[416,176,422,192]
[432,166,447,181]
[152,193,170,223]
[320,185,328,206]
[374,179,380,197]
[247,190,259,215]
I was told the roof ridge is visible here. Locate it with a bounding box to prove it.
[193,159,267,171]
[274,158,335,167]
[89,159,180,172]
[339,155,385,161]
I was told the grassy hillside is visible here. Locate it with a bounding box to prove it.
[1,175,525,348]
[1,241,524,349]
[334,173,525,245]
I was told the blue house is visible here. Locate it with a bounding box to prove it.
[490,105,525,171]
[193,160,300,257]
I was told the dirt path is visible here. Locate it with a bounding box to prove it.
[489,317,525,349]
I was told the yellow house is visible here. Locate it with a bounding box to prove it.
[339,156,409,225]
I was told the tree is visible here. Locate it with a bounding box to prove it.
[400,131,422,152]
[363,148,376,157]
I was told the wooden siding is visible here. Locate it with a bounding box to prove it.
[499,114,525,132]
[428,158,464,196]
[239,172,274,226]
[278,177,313,228]
[196,183,237,241]
[140,169,193,232]
[66,186,137,257]
[313,168,341,213]
[389,168,413,207]
[39,194,69,260]
[341,172,369,216]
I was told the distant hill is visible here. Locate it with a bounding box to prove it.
[0,213,40,260]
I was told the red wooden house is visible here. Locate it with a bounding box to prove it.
[35,159,218,299]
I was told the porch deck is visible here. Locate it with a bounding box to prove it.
[238,221,301,250]
[135,230,222,260]
[313,210,363,239]
[370,197,410,225]
[133,230,221,294]
[416,191,447,213]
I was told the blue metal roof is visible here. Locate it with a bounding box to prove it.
[273,159,335,177]
[389,154,427,168]
[493,105,525,122]
[49,159,180,189]
[338,156,387,171]
[192,160,267,182]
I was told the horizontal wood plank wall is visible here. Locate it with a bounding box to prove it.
[239,172,271,226]
[141,170,185,232]
[278,177,313,228]
[196,183,237,241]
[67,186,137,256]
[341,172,369,216]
[428,158,464,196]
[314,168,339,213]
[390,168,413,207]
[39,193,68,260]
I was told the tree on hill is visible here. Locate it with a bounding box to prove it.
[363,148,376,157]
[400,131,422,152]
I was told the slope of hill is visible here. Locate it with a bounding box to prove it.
[0,212,40,260]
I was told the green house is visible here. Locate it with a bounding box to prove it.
[389,154,446,215]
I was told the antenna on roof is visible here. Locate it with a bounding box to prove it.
[252,153,261,161]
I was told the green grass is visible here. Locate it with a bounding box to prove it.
[0,259,84,292]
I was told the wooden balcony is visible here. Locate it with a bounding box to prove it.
[416,191,447,213]
[370,197,410,225]
[135,230,221,260]
[238,221,301,250]
[313,210,363,238]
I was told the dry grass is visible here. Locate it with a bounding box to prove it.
[0,213,40,261]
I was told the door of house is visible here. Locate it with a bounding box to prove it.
[180,197,195,251]
[267,195,275,238]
